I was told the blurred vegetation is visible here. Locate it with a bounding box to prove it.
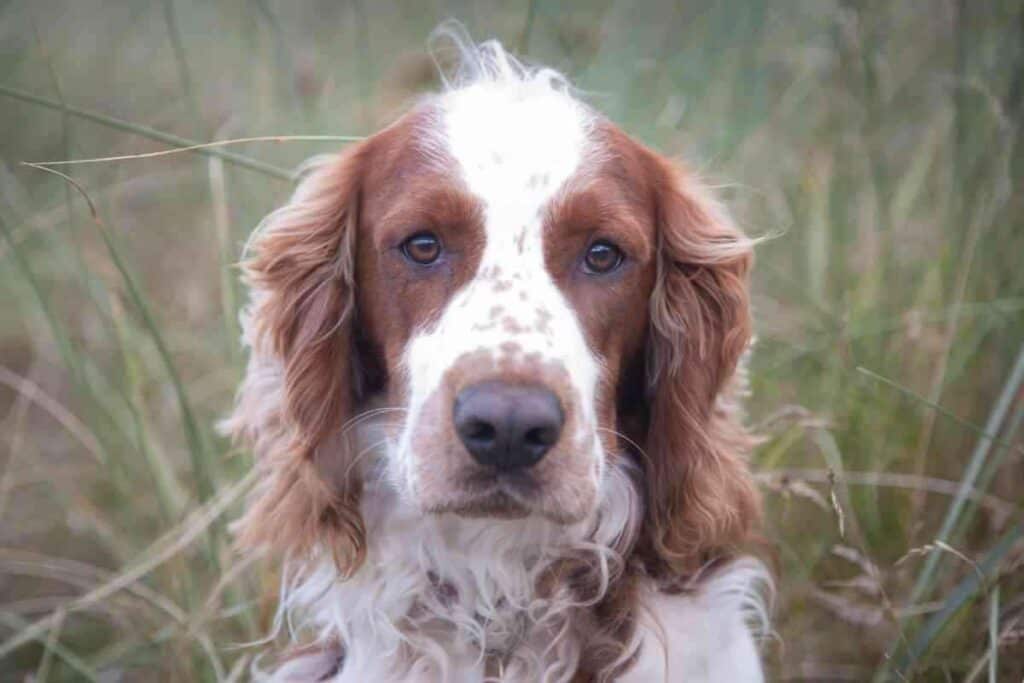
[1,1,1022,680]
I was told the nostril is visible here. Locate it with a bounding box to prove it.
[464,420,497,444]
[524,426,557,448]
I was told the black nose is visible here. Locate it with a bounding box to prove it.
[453,381,564,470]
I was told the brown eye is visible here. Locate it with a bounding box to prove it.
[583,241,624,274]
[402,232,442,265]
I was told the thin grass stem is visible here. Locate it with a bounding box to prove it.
[0,85,295,179]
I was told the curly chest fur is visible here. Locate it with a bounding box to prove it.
[270,475,643,682]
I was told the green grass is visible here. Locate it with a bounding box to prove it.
[1,1,1022,680]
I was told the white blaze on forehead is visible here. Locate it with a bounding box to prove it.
[395,73,606,495]
[442,78,589,207]
[435,78,595,363]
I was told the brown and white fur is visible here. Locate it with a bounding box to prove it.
[224,35,771,682]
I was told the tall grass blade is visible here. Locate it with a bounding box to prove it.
[22,164,218,509]
[208,155,241,363]
[109,300,187,522]
[0,85,294,179]
[160,0,204,136]
[906,344,1024,606]
[894,517,1022,675]
[856,366,1024,457]
[0,611,100,682]
[0,468,255,662]
[988,585,999,683]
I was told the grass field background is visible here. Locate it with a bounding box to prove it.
[1,1,1022,680]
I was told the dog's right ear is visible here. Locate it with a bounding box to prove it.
[224,145,367,575]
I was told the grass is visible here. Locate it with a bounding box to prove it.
[1,0,1022,680]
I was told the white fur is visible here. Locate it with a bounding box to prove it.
[263,448,643,682]
[621,558,773,683]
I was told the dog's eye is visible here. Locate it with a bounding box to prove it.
[582,241,624,274]
[402,232,442,265]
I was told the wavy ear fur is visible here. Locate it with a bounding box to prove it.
[642,154,760,577]
[224,147,367,575]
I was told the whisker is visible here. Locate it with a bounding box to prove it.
[342,436,394,481]
[339,406,408,435]
[596,427,654,471]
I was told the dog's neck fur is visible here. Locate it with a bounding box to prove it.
[268,430,643,682]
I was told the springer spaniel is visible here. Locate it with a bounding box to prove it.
[226,36,770,682]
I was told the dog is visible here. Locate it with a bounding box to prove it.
[225,35,770,682]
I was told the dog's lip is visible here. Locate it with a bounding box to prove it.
[423,469,539,519]
[424,470,586,524]
[463,468,539,499]
[427,490,531,519]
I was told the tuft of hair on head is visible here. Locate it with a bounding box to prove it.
[427,20,572,95]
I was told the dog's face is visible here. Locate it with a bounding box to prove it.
[229,64,758,575]
[355,84,657,524]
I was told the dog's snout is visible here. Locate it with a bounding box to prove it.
[453,381,564,470]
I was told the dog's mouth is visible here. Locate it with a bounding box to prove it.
[425,467,532,518]
[424,468,583,523]
[436,490,531,519]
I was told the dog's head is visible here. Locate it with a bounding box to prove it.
[226,42,758,577]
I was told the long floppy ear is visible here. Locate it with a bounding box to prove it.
[642,154,760,576]
[224,146,367,575]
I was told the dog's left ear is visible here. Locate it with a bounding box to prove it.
[641,151,761,576]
